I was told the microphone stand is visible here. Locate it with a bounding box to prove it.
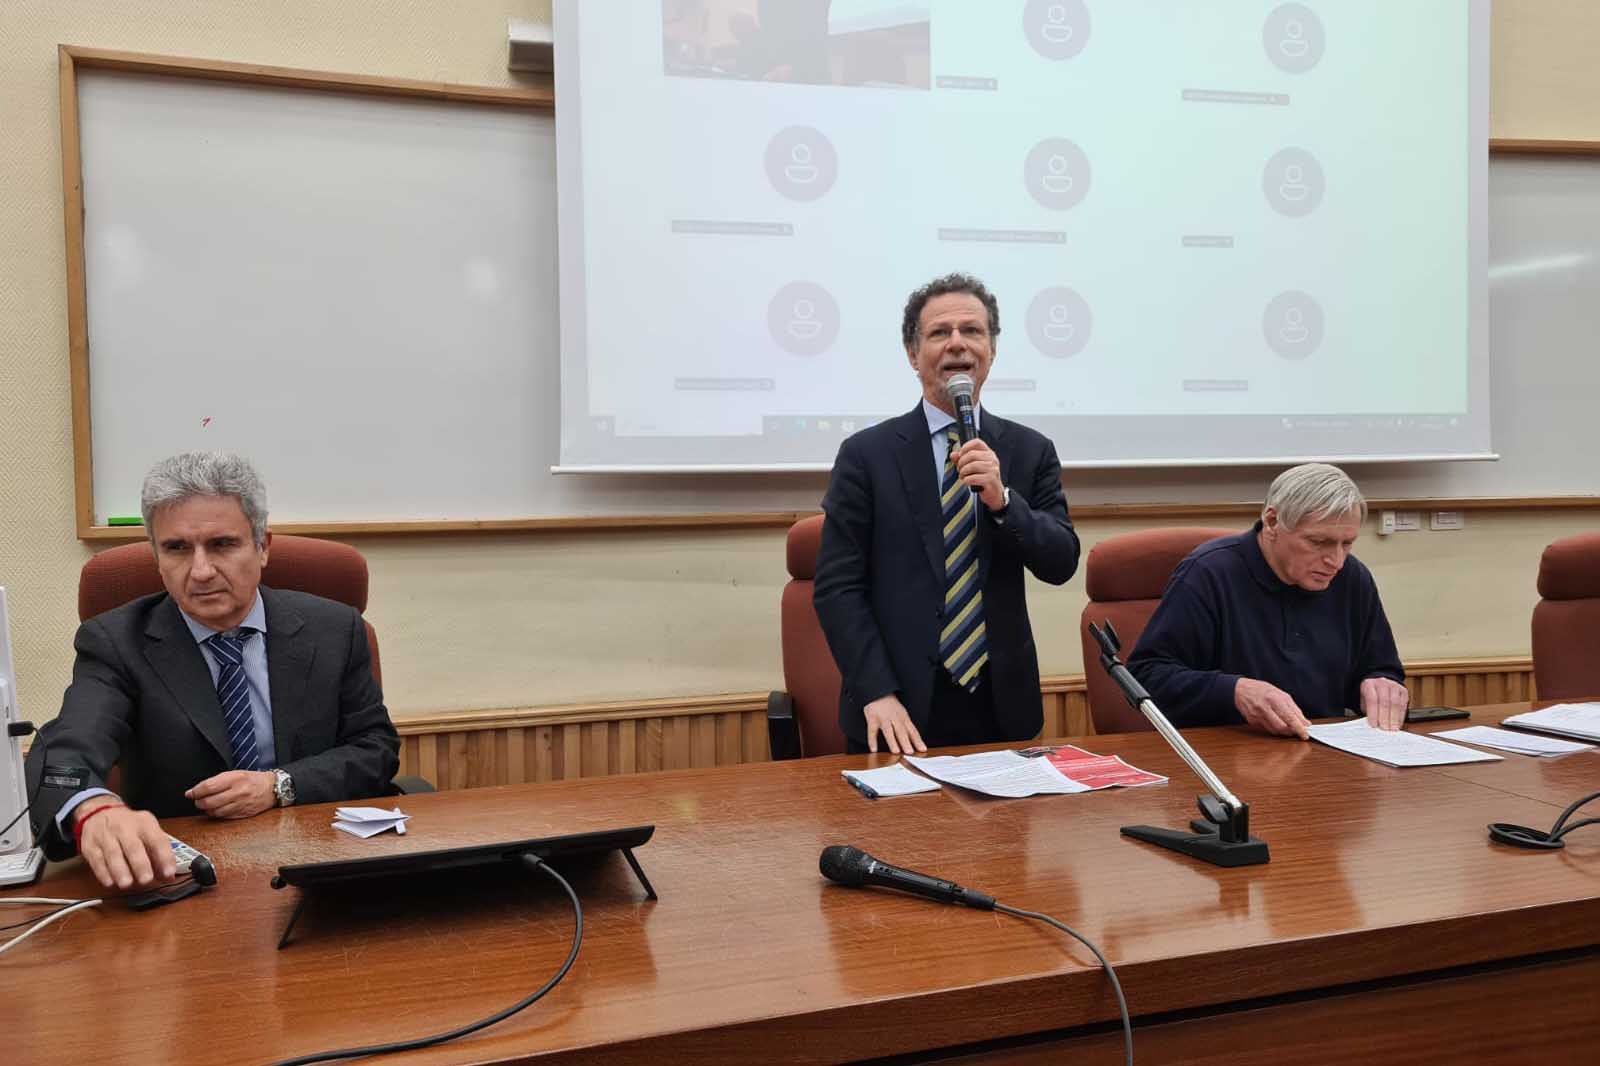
[1088,621,1269,868]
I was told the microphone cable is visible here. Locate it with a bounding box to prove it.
[993,902,1133,1066]
[1489,789,1600,850]
[0,896,104,957]
[272,853,583,1066]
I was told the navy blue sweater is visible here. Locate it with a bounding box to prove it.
[1127,523,1403,727]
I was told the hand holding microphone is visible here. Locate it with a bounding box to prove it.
[944,374,1006,513]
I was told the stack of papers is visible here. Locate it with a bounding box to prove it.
[841,763,942,798]
[1307,718,1501,767]
[903,747,1168,798]
[332,806,411,838]
[1501,703,1600,743]
[906,751,1087,797]
[1434,725,1592,757]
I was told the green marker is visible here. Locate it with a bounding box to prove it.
[107,516,143,526]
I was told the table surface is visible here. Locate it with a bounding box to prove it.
[5,703,1599,1066]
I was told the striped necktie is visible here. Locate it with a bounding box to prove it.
[938,427,988,691]
[207,630,264,772]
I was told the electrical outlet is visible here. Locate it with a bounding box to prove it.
[1393,511,1422,532]
[1378,510,1396,536]
[1430,511,1465,531]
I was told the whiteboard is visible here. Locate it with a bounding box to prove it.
[75,67,1599,526]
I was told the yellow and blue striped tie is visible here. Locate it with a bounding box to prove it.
[938,428,988,690]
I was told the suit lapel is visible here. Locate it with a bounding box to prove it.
[262,587,315,766]
[143,599,232,766]
[891,406,946,584]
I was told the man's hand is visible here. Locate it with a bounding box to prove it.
[1233,678,1311,739]
[73,798,175,891]
[953,439,1006,513]
[863,695,927,754]
[186,770,277,819]
[1360,676,1410,731]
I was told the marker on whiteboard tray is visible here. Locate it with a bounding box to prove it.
[107,516,143,526]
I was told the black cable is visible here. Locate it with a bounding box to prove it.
[0,901,77,932]
[1546,791,1600,842]
[0,733,45,841]
[994,902,1133,1066]
[1490,789,1600,849]
[271,853,583,1066]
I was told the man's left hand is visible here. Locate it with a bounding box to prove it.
[186,770,277,819]
[1360,677,1410,731]
[953,439,1006,512]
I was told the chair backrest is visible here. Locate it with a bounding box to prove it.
[1532,531,1600,700]
[1079,526,1235,734]
[78,534,382,686]
[780,515,846,757]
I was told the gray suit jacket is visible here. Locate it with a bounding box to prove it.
[26,586,399,859]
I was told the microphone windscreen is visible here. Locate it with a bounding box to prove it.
[945,374,975,403]
[819,845,871,886]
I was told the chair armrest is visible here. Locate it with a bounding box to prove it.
[391,775,436,795]
[767,690,802,761]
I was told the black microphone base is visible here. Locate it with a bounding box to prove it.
[1121,823,1270,867]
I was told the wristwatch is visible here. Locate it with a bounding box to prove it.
[992,485,1012,523]
[272,768,296,807]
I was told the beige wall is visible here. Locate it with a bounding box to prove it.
[1,1,1596,722]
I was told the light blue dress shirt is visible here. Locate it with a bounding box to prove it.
[922,398,982,489]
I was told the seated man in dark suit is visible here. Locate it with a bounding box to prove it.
[26,451,399,889]
[1127,463,1408,739]
[814,273,1081,753]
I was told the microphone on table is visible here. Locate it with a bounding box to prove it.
[818,845,995,910]
[944,373,978,445]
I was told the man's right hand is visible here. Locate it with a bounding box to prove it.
[72,798,176,891]
[863,695,927,754]
[1233,678,1311,740]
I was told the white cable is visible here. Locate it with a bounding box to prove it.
[0,898,86,906]
[0,898,102,956]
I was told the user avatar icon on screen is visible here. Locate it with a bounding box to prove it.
[1279,307,1310,344]
[1043,304,1076,343]
[1278,164,1309,202]
[785,144,819,185]
[1041,155,1075,195]
[1278,20,1310,58]
[1042,5,1074,44]
[788,299,822,339]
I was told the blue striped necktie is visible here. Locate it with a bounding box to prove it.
[207,630,264,772]
[938,427,988,691]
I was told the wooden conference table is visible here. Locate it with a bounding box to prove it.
[5,703,1599,1065]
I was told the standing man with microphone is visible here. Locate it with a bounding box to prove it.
[814,273,1080,754]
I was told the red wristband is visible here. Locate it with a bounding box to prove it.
[72,801,125,851]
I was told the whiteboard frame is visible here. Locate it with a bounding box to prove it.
[58,47,1600,540]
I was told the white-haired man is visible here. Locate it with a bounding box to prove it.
[26,452,399,890]
[1127,463,1406,739]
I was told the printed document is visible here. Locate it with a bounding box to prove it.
[1307,718,1501,767]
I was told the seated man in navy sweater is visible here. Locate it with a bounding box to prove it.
[1127,463,1407,739]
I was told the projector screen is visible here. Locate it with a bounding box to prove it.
[554,1,1490,471]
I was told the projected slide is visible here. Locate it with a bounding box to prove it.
[555,1,1489,469]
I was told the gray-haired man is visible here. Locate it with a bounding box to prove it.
[1128,463,1407,739]
[26,452,399,889]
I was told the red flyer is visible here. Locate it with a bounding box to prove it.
[1044,747,1168,790]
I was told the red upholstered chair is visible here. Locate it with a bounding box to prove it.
[79,534,382,686]
[1532,532,1600,700]
[766,514,848,759]
[1079,527,1235,734]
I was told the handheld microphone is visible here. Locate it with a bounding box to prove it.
[944,374,978,445]
[818,845,995,910]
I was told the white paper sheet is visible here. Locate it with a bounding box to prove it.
[1433,725,1592,756]
[1501,703,1600,743]
[841,763,942,798]
[331,806,410,838]
[904,751,1089,797]
[1307,718,1502,767]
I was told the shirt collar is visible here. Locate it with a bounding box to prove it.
[922,397,981,438]
[178,590,266,644]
